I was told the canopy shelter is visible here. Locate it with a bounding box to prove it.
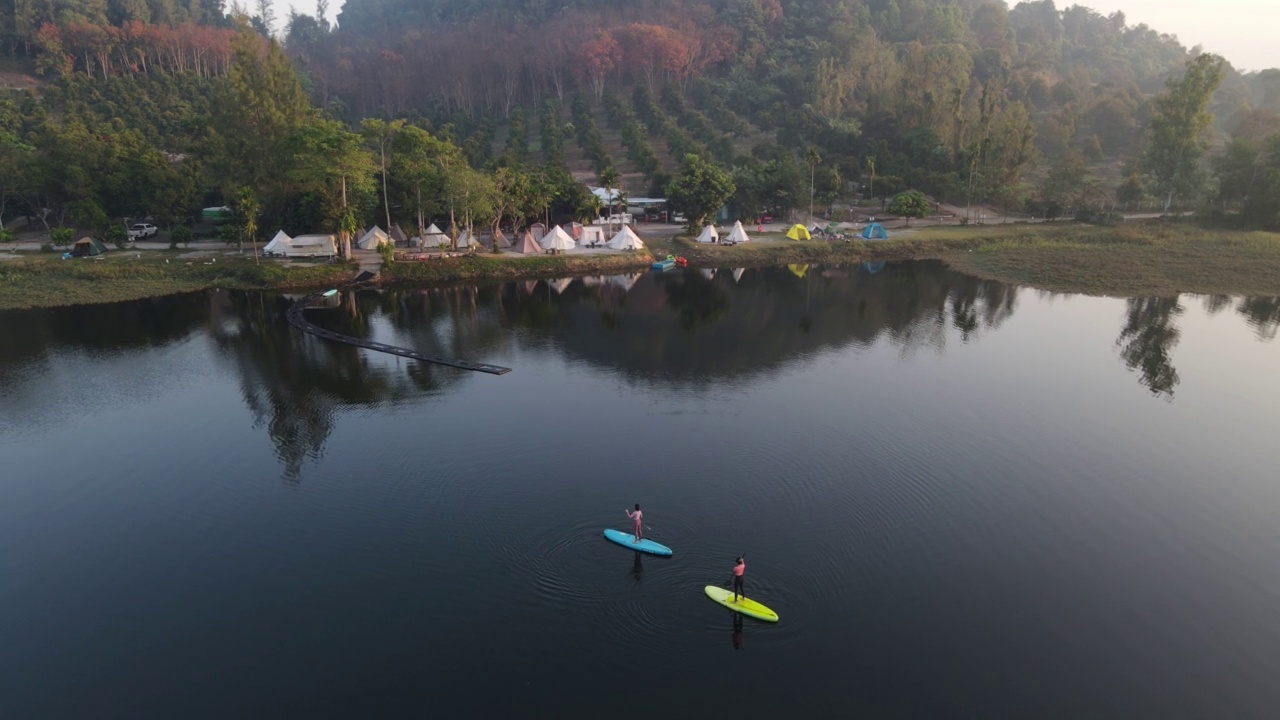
[515,230,542,254]
[522,280,538,294]
[263,230,292,256]
[590,187,624,203]
[357,226,392,250]
[861,222,889,240]
[786,224,811,241]
[566,222,584,240]
[287,234,337,258]
[540,225,576,252]
[389,224,409,245]
[547,277,572,294]
[732,268,745,283]
[862,260,887,274]
[578,226,605,247]
[696,225,719,243]
[582,275,606,287]
[71,236,107,256]
[700,268,715,280]
[530,223,546,242]
[725,221,752,244]
[788,263,809,278]
[607,226,645,250]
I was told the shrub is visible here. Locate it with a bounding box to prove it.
[171,225,193,248]
[50,227,74,246]
[103,224,128,249]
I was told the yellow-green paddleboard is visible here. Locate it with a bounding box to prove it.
[704,586,779,623]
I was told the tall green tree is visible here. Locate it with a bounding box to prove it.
[361,118,404,233]
[280,119,375,258]
[0,130,33,223]
[490,165,530,246]
[1140,54,1225,213]
[211,21,313,203]
[666,153,735,232]
[389,124,462,236]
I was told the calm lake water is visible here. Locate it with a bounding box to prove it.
[2,261,1279,719]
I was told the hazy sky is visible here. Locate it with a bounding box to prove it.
[283,0,1279,73]
[1080,0,1279,71]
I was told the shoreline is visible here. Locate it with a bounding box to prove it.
[3,222,1279,311]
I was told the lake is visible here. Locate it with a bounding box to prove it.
[2,261,1279,719]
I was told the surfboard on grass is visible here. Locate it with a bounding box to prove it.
[704,585,779,623]
[602,529,672,557]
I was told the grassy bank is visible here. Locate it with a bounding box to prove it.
[927,224,1280,296]
[0,252,354,311]
[650,222,1280,297]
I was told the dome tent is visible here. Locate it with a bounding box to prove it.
[860,222,889,240]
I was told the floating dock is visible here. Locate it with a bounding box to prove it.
[286,289,512,375]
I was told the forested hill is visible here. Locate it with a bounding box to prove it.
[3,0,1280,240]
[311,0,1280,210]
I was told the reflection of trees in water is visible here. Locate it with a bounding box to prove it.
[0,294,211,402]
[1237,297,1280,340]
[1123,294,1280,398]
[486,261,1022,383]
[206,291,446,481]
[658,270,731,332]
[0,294,208,368]
[1116,297,1183,399]
[6,274,1276,474]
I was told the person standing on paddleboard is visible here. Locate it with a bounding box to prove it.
[625,504,643,542]
[732,557,746,602]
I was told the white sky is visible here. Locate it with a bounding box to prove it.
[281,0,1279,73]
[1078,0,1279,71]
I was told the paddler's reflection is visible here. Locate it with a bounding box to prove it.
[631,552,643,582]
[732,614,744,650]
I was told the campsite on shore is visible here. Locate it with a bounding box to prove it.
[3,220,1280,312]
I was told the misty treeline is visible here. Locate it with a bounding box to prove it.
[3,0,1280,238]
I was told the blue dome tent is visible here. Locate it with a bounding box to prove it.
[860,222,889,240]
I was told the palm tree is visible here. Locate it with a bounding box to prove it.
[599,165,620,233]
[805,146,822,224]
[237,187,260,264]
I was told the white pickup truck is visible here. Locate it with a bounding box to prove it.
[127,223,158,240]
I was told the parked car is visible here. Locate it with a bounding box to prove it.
[128,223,158,240]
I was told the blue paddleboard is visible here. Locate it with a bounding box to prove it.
[602,529,673,556]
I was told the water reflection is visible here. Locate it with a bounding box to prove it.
[2,262,1277,474]
[204,291,449,481]
[1116,297,1184,399]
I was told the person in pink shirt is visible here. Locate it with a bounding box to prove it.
[624,503,643,542]
[732,556,746,602]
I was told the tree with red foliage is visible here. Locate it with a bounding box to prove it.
[573,31,620,103]
[614,24,687,95]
